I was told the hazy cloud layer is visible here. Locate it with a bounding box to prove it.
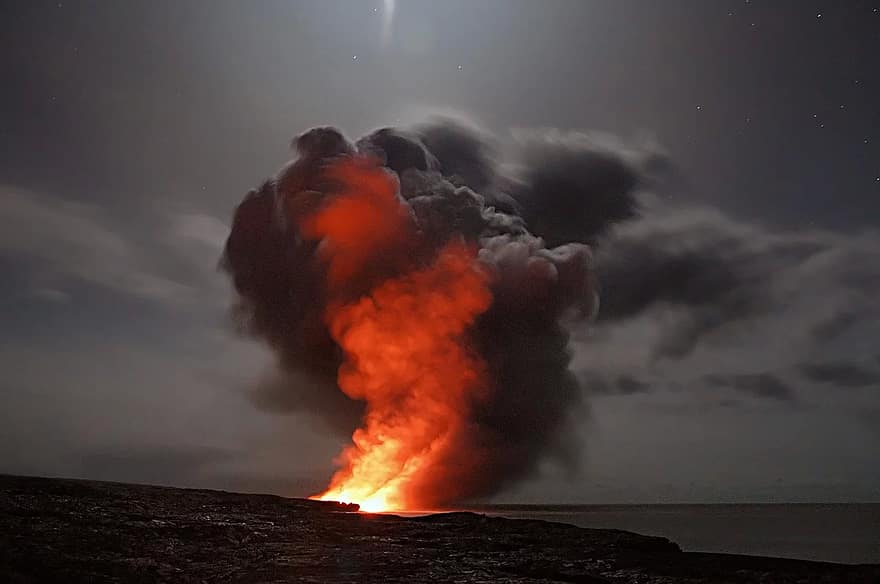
[801,361,880,388]
[0,187,230,307]
[595,205,880,360]
[575,201,880,415]
[703,373,796,402]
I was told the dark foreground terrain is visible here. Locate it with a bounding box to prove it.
[1,475,877,583]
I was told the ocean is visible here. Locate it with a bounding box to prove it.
[446,503,880,565]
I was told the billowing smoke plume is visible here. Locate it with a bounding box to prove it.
[222,118,648,508]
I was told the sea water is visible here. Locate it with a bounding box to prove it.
[448,503,880,564]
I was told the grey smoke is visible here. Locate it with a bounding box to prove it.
[222,118,646,504]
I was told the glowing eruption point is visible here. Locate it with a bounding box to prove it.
[305,158,492,512]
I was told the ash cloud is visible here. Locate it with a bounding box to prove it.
[505,129,646,247]
[222,118,648,502]
[222,115,880,502]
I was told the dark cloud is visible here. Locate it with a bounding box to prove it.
[505,129,647,247]
[704,373,796,402]
[594,207,880,360]
[575,372,652,396]
[809,309,861,342]
[596,210,811,361]
[800,361,880,388]
[415,117,497,194]
[356,127,437,176]
[617,375,650,395]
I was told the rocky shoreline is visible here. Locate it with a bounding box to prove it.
[1,474,877,583]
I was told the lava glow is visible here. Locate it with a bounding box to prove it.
[304,158,492,512]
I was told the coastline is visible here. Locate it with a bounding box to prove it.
[2,474,878,583]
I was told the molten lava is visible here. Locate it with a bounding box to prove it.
[303,158,492,512]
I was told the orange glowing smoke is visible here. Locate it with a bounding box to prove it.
[302,158,492,512]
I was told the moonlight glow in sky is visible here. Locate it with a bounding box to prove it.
[382,0,395,46]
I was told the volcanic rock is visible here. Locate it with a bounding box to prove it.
[1,475,877,583]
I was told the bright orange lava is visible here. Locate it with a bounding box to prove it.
[303,158,492,512]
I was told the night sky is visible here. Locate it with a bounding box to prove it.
[1,0,878,503]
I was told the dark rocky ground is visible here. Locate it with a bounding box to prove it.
[1,475,877,583]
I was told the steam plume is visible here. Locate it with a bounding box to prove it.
[222,118,645,507]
